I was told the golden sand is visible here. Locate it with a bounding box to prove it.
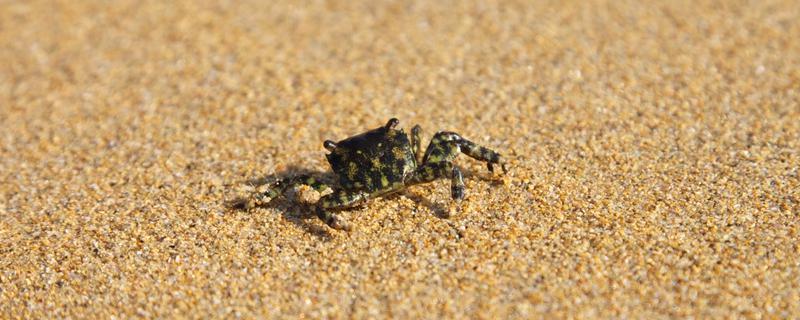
[1,0,799,318]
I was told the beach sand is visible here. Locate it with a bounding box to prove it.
[1,0,798,318]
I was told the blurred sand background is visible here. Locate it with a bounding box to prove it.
[1,0,799,318]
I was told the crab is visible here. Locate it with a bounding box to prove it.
[246,118,507,231]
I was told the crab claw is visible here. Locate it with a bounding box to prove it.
[328,216,352,231]
[317,207,353,231]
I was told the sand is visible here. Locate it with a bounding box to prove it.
[1,0,799,318]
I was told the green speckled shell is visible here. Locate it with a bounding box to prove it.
[325,125,416,193]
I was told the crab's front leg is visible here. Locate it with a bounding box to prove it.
[406,161,465,201]
[315,189,370,231]
[406,130,507,201]
[458,138,508,174]
[423,131,508,174]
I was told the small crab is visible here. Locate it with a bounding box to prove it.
[246,118,507,231]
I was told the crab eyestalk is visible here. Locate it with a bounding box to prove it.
[385,118,399,130]
[323,140,337,152]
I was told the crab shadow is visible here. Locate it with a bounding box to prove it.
[394,191,450,219]
[227,165,504,238]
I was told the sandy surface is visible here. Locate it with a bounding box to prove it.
[2,0,799,318]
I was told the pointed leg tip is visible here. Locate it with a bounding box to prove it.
[488,159,508,175]
[452,188,465,201]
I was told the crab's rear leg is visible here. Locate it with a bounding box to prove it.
[247,175,330,208]
[315,189,370,231]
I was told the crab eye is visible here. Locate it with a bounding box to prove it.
[385,118,399,130]
[324,140,337,151]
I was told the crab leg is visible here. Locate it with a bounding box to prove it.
[459,139,508,173]
[422,131,507,173]
[405,131,507,201]
[451,166,465,200]
[406,161,465,201]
